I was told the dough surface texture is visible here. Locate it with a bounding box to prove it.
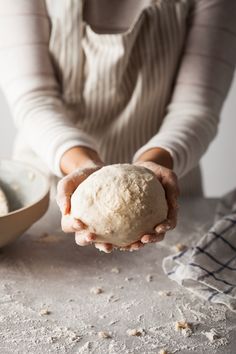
[0,187,9,217]
[70,164,168,247]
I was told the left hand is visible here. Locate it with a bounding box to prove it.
[120,151,179,251]
[128,160,179,250]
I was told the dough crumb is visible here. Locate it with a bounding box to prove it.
[98,331,111,339]
[126,328,145,337]
[111,267,120,274]
[175,320,192,336]
[174,243,187,252]
[125,277,133,282]
[146,274,153,282]
[159,349,168,354]
[48,336,57,343]
[39,308,51,316]
[203,328,220,342]
[90,287,103,295]
[158,290,172,296]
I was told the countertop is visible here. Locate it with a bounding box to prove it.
[0,197,236,354]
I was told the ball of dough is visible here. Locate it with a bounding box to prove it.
[70,164,168,247]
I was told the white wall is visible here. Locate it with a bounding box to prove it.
[0,77,236,197]
[201,78,236,197]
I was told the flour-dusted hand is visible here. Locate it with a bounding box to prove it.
[56,165,102,245]
[56,165,102,215]
[56,165,115,252]
[134,160,179,245]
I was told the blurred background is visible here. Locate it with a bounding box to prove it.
[0,77,235,198]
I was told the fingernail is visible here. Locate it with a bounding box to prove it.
[155,226,164,233]
[88,233,96,241]
[142,239,149,244]
[86,234,95,242]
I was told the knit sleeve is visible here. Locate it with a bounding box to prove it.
[133,0,236,178]
[0,0,97,177]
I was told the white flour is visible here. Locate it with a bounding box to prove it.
[0,198,235,353]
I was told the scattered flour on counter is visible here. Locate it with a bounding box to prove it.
[0,198,233,354]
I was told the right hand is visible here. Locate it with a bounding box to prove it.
[56,146,114,253]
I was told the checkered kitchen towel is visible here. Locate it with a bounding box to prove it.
[163,189,236,311]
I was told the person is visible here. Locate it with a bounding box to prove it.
[0,0,235,252]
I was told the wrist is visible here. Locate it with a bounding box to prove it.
[135,147,173,170]
[60,146,103,175]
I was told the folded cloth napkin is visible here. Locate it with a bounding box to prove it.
[162,189,236,311]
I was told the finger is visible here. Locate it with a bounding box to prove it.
[155,221,172,234]
[162,175,179,208]
[160,175,179,230]
[94,243,113,253]
[141,233,165,244]
[167,202,179,229]
[56,169,96,215]
[61,214,85,233]
[56,177,76,214]
[75,231,96,246]
[129,241,145,251]
[159,200,179,231]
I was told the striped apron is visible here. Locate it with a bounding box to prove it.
[13,0,203,196]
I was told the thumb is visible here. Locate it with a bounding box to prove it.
[56,177,76,214]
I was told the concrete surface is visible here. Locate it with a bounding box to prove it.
[0,197,236,354]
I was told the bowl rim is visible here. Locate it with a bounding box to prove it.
[0,159,50,218]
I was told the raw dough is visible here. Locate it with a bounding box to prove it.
[70,164,168,247]
[0,187,9,216]
[97,331,111,339]
[126,328,145,336]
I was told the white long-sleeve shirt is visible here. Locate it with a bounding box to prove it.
[0,0,235,179]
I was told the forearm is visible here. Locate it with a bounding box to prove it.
[60,146,104,175]
[135,147,173,170]
[135,0,236,178]
[0,1,99,177]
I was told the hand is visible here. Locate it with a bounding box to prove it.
[57,147,114,253]
[121,147,179,251]
[56,164,101,227]
[133,160,179,248]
